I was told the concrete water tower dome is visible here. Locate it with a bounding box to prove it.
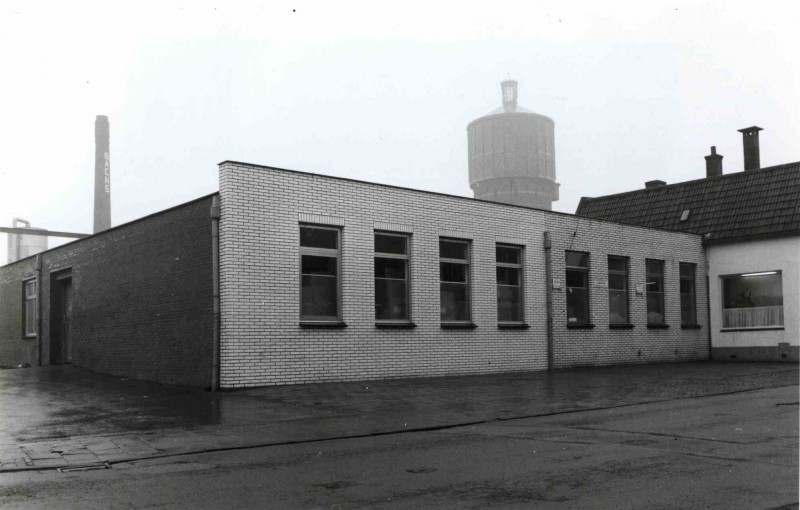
[467,80,559,210]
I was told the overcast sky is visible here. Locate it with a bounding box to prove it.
[1,0,798,265]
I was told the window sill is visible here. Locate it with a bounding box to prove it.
[681,324,702,330]
[647,323,670,329]
[441,322,477,329]
[720,327,784,332]
[23,335,37,340]
[566,323,595,329]
[376,321,416,329]
[300,321,347,328]
[609,324,634,329]
[498,323,530,330]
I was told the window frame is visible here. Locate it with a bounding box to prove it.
[496,243,524,325]
[299,224,342,323]
[439,238,472,325]
[607,255,630,327]
[565,250,591,327]
[374,231,411,324]
[23,278,37,338]
[645,259,667,327]
[720,270,784,330]
[679,262,698,327]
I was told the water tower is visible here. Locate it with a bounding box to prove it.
[467,80,559,210]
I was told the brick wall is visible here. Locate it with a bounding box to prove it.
[0,258,37,367]
[0,195,216,387]
[219,162,708,388]
[544,215,708,367]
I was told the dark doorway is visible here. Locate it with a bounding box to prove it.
[50,270,73,364]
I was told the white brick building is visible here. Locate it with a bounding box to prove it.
[1,159,710,388]
[218,162,708,388]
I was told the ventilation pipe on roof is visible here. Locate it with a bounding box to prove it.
[738,126,763,171]
[645,180,666,188]
[705,146,723,178]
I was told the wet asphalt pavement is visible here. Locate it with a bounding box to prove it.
[0,361,796,446]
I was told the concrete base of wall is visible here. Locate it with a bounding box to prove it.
[712,345,798,362]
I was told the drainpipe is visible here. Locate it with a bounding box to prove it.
[35,254,43,366]
[543,231,554,370]
[210,196,221,391]
[706,273,712,360]
[702,234,712,360]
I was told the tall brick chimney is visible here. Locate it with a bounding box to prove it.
[704,146,723,177]
[94,115,111,233]
[737,126,762,171]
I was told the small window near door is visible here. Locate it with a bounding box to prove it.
[23,279,36,337]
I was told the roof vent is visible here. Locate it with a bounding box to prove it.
[680,209,691,222]
[645,180,666,189]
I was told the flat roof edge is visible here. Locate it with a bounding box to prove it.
[218,160,704,239]
[0,192,219,269]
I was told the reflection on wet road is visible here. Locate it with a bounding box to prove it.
[0,362,796,444]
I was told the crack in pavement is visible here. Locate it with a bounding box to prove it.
[564,426,756,445]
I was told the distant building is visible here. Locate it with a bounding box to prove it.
[6,219,47,264]
[576,128,799,362]
[468,80,560,210]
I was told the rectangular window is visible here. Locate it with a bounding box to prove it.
[23,279,37,337]
[608,256,629,325]
[496,244,523,323]
[375,232,410,321]
[300,225,341,321]
[721,271,784,328]
[440,239,470,322]
[680,263,698,326]
[646,259,666,325]
[565,251,590,325]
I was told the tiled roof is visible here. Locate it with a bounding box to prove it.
[575,162,800,242]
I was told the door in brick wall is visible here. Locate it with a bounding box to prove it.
[50,271,73,364]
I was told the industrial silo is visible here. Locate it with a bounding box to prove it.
[6,218,48,263]
[467,80,559,210]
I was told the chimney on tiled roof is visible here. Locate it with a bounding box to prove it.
[704,146,723,178]
[645,180,666,188]
[738,126,763,171]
